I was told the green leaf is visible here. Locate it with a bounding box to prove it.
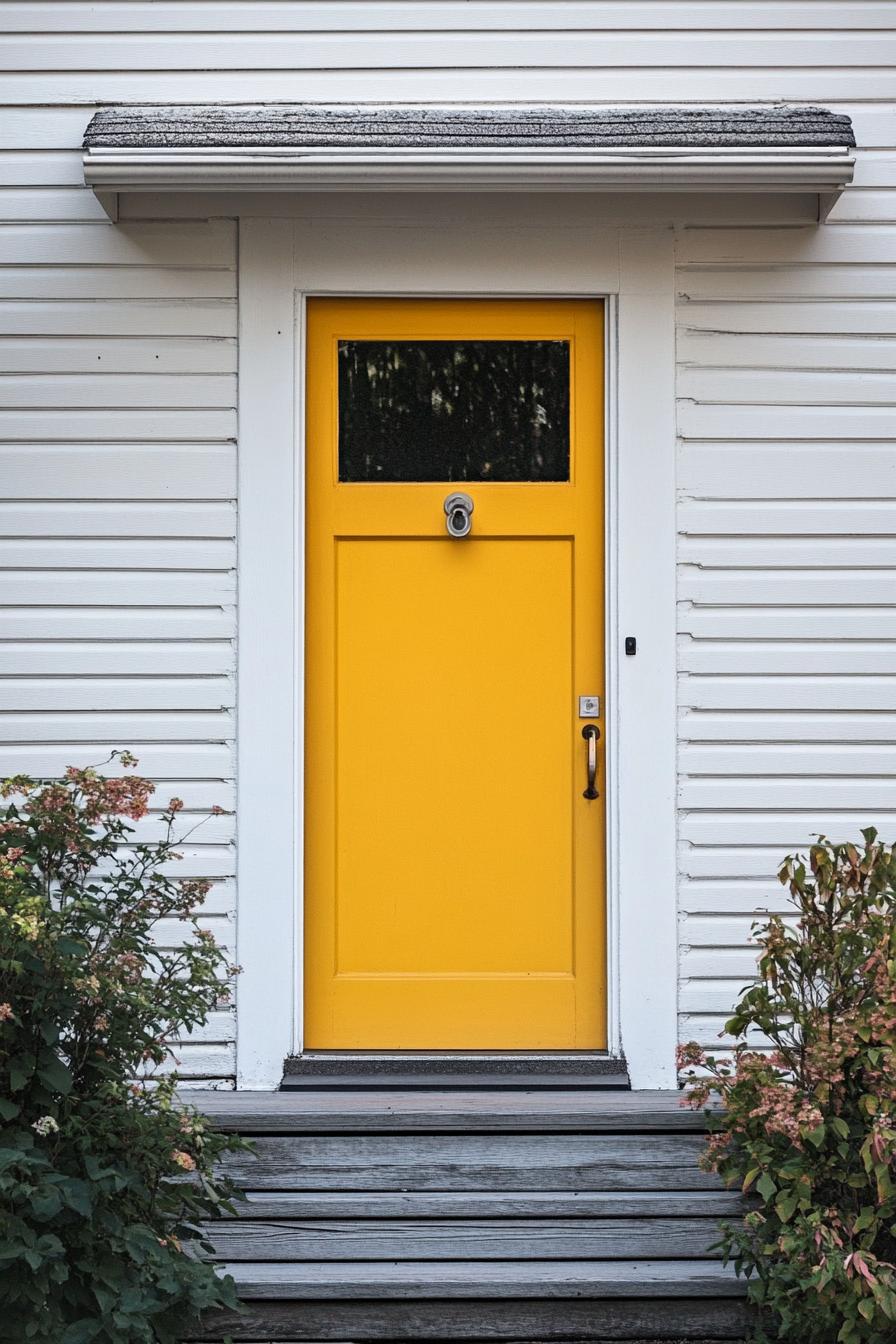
[31,1188,63,1221]
[756,1173,777,1202]
[61,1322,103,1344]
[60,1178,92,1218]
[775,1189,799,1223]
[36,1054,72,1096]
[0,1097,20,1121]
[806,1123,827,1148]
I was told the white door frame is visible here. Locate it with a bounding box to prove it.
[235,197,677,1090]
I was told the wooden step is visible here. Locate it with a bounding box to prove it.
[224,1258,746,1299]
[190,1295,750,1341]
[281,1069,632,1090]
[191,1090,747,1342]
[200,1087,713,1133]
[219,1131,716,1191]
[228,1189,746,1218]
[208,1214,727,1261]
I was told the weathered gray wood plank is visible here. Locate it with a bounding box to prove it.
[188,1297,750,1341]
[221,1258,746,1299]
[229,1188,744,1218]
[218,1133,716,1191]
[189,1296,750,1341]
[198,1088,713,1133]
[206,1215,726,1260]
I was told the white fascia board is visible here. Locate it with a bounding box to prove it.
[84,144,855,194]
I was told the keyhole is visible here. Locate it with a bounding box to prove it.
[451,509,466,533]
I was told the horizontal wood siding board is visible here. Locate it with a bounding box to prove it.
[190,1296,751,1342]
[8,2,896,32]
[0,299,236,337]
[5,71,895,104]
[0,338,236,373]
[12,33,893,72]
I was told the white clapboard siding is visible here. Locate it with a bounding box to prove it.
[0,408,237,440]
[0,373,235,408]
[9,71,896,104]
[3,2,896,1083]
[679,268,896,301]
[679,367,896,405]
[0,113,237,1073]
[678,332,896,370]
[0,337,236,374]
[0,150,84,185]
[679,499,896,533]
[677,174,896,1049]
[680,979,762,1015]
[681,608,896,639]
[0,742,232,778]
[679,445,896,498]
[0,501,235,537]
[681,779,896,810]
[7,32,896,73]
[680,880,794,916]
[2,572,234,604]
[680,301,896,336]
[1,445,235,497]
[681,744,896,776]
[2,641,233,676]
[0,186,108,221]
[0,711,234,745]
[680,845,843,880]
[680,643,896,676]
[0,610,233,640]
[0,300,237,337]
[0,269,236,300]
[680,535,896,564]
[0,538,234,568]
[9,4,896,33]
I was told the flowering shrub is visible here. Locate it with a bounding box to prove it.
[679,830,896,1344]
[0,755,247,1342]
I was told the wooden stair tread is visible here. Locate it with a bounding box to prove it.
[208,1214,727,1260]
[199,1088,713,1133]
[232,1189,746,1217]
[224,1258,746,1299]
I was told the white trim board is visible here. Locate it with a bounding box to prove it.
[236,197,677,1090]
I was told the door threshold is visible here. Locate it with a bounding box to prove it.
[281,1052,630,1091]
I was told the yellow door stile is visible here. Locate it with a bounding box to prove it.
[304,298,605,1049]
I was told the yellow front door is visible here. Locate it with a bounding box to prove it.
[304,298,605,1049]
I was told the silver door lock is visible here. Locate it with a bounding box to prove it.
[444,492,474,538]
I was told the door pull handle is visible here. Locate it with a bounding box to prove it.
[582,724,600,800]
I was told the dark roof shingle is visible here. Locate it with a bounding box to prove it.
[84,104,856,151]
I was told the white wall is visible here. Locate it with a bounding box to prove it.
[2,1,894,1083]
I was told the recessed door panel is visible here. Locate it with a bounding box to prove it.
[305,298,605,1049]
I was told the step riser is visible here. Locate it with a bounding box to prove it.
[207,1216,730,1260]
[231,1191,746,1218]
[191,1298,750,1342]
[220,1133,716,1191]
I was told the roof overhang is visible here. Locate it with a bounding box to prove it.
[83,104,856,215]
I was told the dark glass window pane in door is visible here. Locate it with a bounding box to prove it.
[338,340,570,482]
